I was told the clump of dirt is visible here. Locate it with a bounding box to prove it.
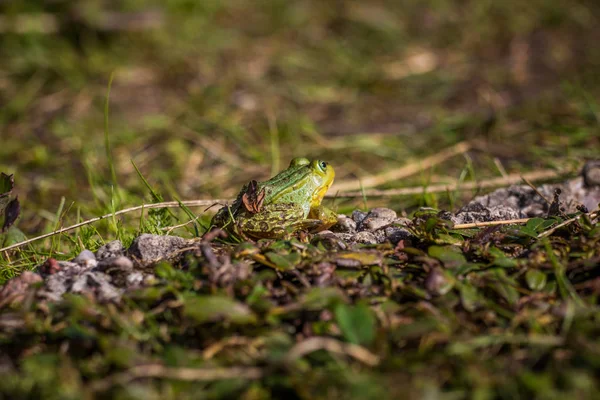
[452,160,600,224]
[1,235,194,304]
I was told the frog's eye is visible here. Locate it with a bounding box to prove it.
[318,161,328,171]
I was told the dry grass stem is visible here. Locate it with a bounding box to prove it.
[91,365,263,392]
[162,216,201,234]
[285,337,380,367]
[331,141,472,192]
[453,218,531,229]
[493,157,509,178]
[202,337,263,359]
[330,168,568,198]
[522,176,552,205]
[537,209,599,239]
[0,200,230,253]
[454,209,599,233]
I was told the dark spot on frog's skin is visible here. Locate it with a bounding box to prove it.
[259,221,269,231]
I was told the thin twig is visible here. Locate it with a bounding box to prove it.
[493,157,509,179]
[454,209,599,233]
[537,209,599,239]
[202,337,263,359]
[0,200,230,253]
[162,216,201,234]
[522,176,552,205]
[331,141,472,192]
[90,365,263,392]
[285,337,380,366]
[453,218,531,229]
[329,168,568,198]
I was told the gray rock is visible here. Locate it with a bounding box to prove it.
[96,256,134,273]
[96,240,125,260]
[384,226,413,244]
[351,210,368,224]
[352,231,378,245]
[459,165,600,220]
[31,235,188,304]
[41,275,67,302]
[126,272,145,287]
[70,271,121,301]
[56,261,83,273]
[358,208,398,232]
[73,250,97,269]
[364,217,392,231]
[366,207,397,220]
[330,232,357,244]
[452,203,520,225]
[332,215,357,233]
[373,230,388,244]
[314,230,348,250]
[583,160,600,187]
[37,257,127,302]
[95,256,135,287]
[393,217,412,227]
[127,234,190,267]
[38,262,85,301]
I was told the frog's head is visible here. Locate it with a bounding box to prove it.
[309,159,335,208]
[262,158,335,216]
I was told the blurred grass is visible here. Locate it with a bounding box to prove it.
[0,0,599,260]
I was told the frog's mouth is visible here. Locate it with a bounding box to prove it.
[311,167,335,207]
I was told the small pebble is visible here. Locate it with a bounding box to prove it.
[384,227,413,245]
[73,250,97,268]
[583,160,600,187]
[373,230,388,244]
[352,231,378,245]
[358,208,398,231]
[329,232,356,243]
[351,210,368,224]
[126,272,145,287]
[96,256,134,273]
[367,207,397,220]
[314,230,348,250]
[365,217,392,231]
[394,217,412,227]
[127,234,189,267]
[332,215,357,233]
[96,240,125,260]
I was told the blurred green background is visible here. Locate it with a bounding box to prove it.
[1,0,599,244]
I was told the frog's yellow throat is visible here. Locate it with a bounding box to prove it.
[311,165,335,208]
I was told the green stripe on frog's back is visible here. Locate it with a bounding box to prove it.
[259,159,308,189]
[260,169,315,216]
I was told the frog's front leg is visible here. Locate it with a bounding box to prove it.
[237,203,305,239]
[307,205,339,232]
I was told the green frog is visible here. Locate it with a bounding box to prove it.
[210,157,338,240]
